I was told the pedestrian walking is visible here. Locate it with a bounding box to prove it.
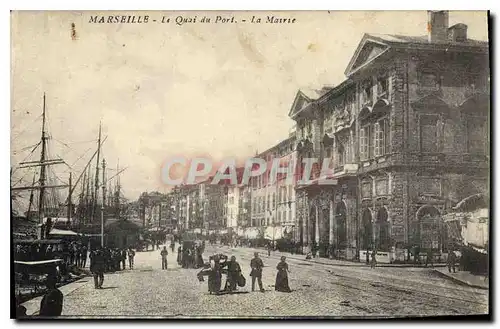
[90,247,105,289]
[250,252,265,292]
[224,256,242,292]
[370,249,377,268]
[156,241,160,251]
[177,246,182,265]
[267,243,272,257]
[448,249,457,273]
[121,248,127,270]
[161,246,169,270]
[39,273,63,317]
[425,249,434,268]
[208,254,226,294]
[127,247,135,269]
[275,256,292,293]
[170,240,175,253]
[80,245,88,268]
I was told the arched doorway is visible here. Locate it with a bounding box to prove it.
[417,206,445,252]
[298,217,304,247]
[376,208,390,251]
[336,202,347,249]
[361,208,373,250]
[321,207,330,257]
[309,206,317,246]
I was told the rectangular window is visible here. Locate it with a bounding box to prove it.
[420,115,438,152]
[361,181,372,198]
[377,77,388,97]
[419,71,439,89]
[360,126,369,160]
[467,116,487,154]
[375,179,389,196]
[418,178,441,196]
[361,81,373,104]
[337,142,345,166]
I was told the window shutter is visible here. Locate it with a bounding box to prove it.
[384,119,390,155]
[369,125,374,158]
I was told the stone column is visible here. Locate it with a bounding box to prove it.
[329,200,334,245]
[315,206,320,245]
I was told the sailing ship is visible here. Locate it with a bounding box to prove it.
[11,94,72,239]
[11,94,128,242]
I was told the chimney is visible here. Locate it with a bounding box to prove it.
[427,10,449,43]
[448,23,468,42]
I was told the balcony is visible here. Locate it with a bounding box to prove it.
[333,163,359,177]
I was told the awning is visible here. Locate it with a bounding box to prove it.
[244,227,259,239]
[265,226,283,240]
[49,228,79,236]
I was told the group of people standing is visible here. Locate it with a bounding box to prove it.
[196,252,292,295]
[89,246,136,289]
[177,242,205,269]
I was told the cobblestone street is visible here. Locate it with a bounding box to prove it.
[55,243,488,318]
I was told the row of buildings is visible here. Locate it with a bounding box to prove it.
[143,11,490,263]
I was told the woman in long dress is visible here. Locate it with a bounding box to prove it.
[275,256,292,292]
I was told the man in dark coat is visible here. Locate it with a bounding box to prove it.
[80,245,88,268]
[177,246,182,265]
[90,247,105,289]
[250,252,265,292]
[39,274,63,317]
[121,249,127,270]
[161,246,169,270]
[224,256,242,292]
[127,247,136,269]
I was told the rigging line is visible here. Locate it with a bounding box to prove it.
[11,169,37,187]
[11,141,42,175]
[12,142,42,154]
[11,114,43,141]
[57,138,98,145]
[53,138,71,149]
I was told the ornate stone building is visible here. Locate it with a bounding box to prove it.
[290,11,489,262]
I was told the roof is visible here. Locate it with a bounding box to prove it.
[367,33,488,47]
[49,228,79,236]
[105,219,141,231]
[42,217,70,224]
[345,32,489,76]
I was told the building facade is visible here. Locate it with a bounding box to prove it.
[249,136,297,241]
[290,11,489,262]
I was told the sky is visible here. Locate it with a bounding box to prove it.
[10,10,489,201]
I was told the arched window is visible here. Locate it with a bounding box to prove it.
[376,208,390,251]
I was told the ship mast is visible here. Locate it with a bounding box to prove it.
[37,93,47,223]
[92,122,102,223]
[116,159,121,219]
